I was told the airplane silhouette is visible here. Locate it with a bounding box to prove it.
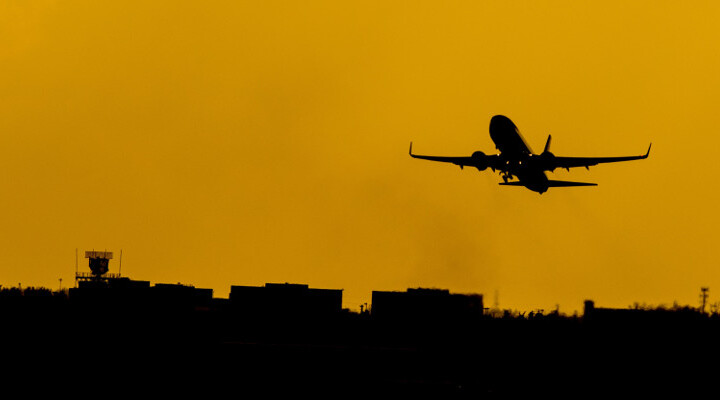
[410,115,651,194]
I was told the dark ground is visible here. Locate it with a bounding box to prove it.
[4,305,720,397]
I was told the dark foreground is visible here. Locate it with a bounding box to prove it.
[4,304,720,397]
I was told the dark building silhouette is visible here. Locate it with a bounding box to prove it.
[69,250,212,314]
[151,283,213,310]
[371,288,483,322]
[70,251,151,311]
[230,283,343,318]
[70,279,217,314]
[583,299,706,326]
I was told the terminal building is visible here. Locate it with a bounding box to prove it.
[371,288,483,322]
[230,283,343,319]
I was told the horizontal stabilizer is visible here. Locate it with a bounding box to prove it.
[546,180,597,187]
[499,180,597,187]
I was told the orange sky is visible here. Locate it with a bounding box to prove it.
[2,1,719,313]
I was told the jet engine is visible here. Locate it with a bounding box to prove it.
[472,151,488,171]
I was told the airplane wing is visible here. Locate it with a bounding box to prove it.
[548,144,651,170]
[409,142,487,169]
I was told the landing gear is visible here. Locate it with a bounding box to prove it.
[501,171,514,183]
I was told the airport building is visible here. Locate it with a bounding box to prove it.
[371,288,483,322]
[230,283,343,318]
[69,250,212,312]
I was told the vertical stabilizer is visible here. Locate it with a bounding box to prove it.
[543,135,552,153]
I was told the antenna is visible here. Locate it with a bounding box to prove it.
[118,249,123,276]
[84,250,113,277]
[700,287,709,314]
[75,248,79,288]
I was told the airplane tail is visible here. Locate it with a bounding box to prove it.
[543,135,552,153]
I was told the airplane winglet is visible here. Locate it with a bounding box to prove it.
[645,143,652,158]
[409,141,413,156]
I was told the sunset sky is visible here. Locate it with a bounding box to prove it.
[2,1,719,312]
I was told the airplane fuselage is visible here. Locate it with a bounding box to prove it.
[489,115,533,158]
[489,115,552,193]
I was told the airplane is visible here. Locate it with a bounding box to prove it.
[409,115,651,194]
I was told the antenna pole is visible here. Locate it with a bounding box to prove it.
[700,287,709,314]
[75,248,79,288]
[119,249,123,276]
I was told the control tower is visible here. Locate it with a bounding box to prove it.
[75,250,121,286]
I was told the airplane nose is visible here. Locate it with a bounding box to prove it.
[489,115,515,132]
